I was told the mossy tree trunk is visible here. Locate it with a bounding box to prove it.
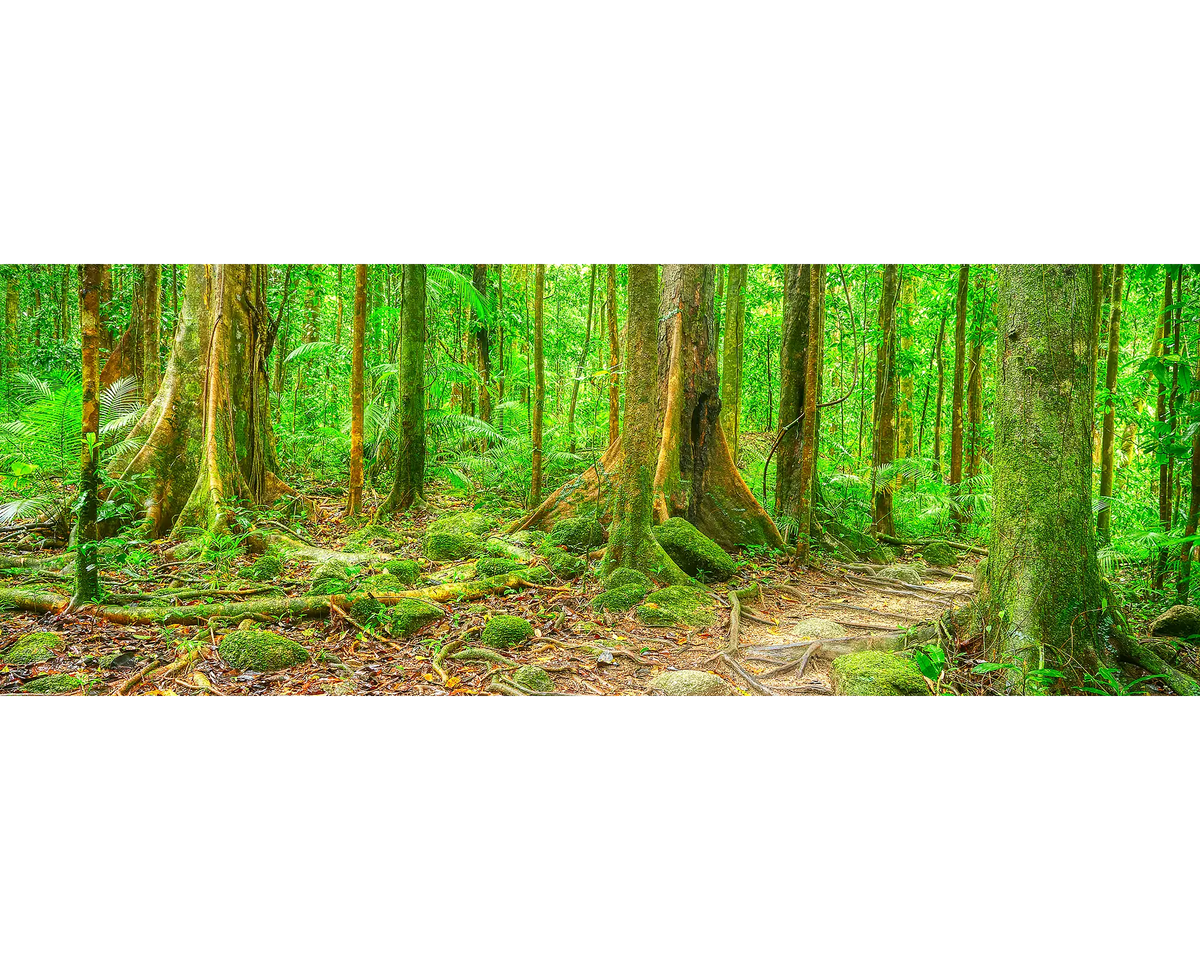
[530,264,546,507]
[137,264,162,403]
[949,264,968,529]
[871,264,899,536]
[984,264,1103,689]
[606,264,620,446]
[472,263,492,428]
[378,264,427,518]
[600,264,687,583]
[346,264,367,518]
[1154,270,1173,590]
[567,264,595,454]
[1097,264,1124,541]
[775,264,811,522]
[72,264,103,608]
[720,263,747,461]
[794,265,825,562]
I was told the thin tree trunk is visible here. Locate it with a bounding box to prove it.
[607,264,620,446]
[949,264,969,529]
[720,264,748,461]
[965,270,987,488]
[1098,264,1124,541]
[377,265,427,518]
[933,303,947,473]
[530,264,546,507]
[871,265,899,537]
[472,263,491,428]
[567,265,596,454]
[336,263,344,346]
[73,265,104,607]
[776,265,811,522]
[140,264,162,403]
[1155,271,1174,590]
[794,265,825,562]
[346,264,367,517]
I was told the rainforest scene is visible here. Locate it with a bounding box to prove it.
[1,262,1196,697]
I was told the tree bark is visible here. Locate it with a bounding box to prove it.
[346,264,367,517]
[472,263,492,427]
[138,264,162,403]
[775,265,811,522]
[871,265,899,537]
[378,265,427,518]
[567,264,596,454]
[73,265,104,607]
[949,264,969,528]
[1155,271,1174,590]
[965,270,987,485]
[530,264,546,507]
[984,265,1102,688]
[1097,264,1124,541]
[720,264,748,461]
[794,265,825,561]
[606,264,620,446]
[898,276,915,463]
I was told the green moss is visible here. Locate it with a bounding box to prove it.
[382,559,421,584]
[830,651,930,696]
[476,557,521,578]
[878,564,925,585]
[637,586,716,627]
[424,530,484,561]
[512,665,554,692]
[350,595,385,623]
[20,673,86,695]
[483,539,526,560]
[604,567,654,591]
[652,517,737,582]
[509,530,546,548]
[345,524,402,551]
[385,598,445,638]
[361,573,403,593]
[592,584,649,612]
[919,541,959,568]
[543,545,585,580]
[481,615,535,649]
[219,629,310,672]
[545,516,605,554]
[428,511,493,539]
[308,558,355,596]
[246,550,286,582]
[2,631,64,665]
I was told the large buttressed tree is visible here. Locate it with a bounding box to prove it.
[109,264,298,540]
[983,264,1104,687]
[513,264,781,550]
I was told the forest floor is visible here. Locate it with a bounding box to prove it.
[2,487,987,696]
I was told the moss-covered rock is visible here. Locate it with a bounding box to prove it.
[424,530,484,562]
[1149,605,1200,640]
[481,615,535,649]
[545,516,605,554]
[790,618,845,640]
[219,629,310,672]
[483,538,527,561]
[2,631,64,665]
[428,511,493,538]
[543,545,585,580]
[604,567,654,592]
[345,523,401,551]
[20,673,87,695]
[652,517,736,582]
[637,586,716,628]
[246,550,286,583]
[877,564,925,586]
[830,651,930,696]
[648,670,735,696]
[381,558,421,585]
[592,584,650,612]
[308,558,355,596]
[350,595,385,623]
[509,529,546,548]
[384,598,446,638]
[360,573,403,593]
[475,557,521,578]
[919,540,959,568]
[512,665,554,692]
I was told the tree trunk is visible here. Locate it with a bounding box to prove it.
[898,276,915,463]
[984,264,1102,688]
[720,264,748,461]
[567,264,596,454]
[138,264,162,403]
[472,263,492,428]
[949,264,969,529]
[377,265,427,518]
[530,264,546,507]
[346,265,367,517]
[871,265,899,537]
[933,302,947,473]
[599,265,688,583]
[1097,264,1124,541]
[775,264,811,522]
[73,265,104,607]
[607,264,620,446]
[99,264,114,355]
[965,270,987,486]
[794,265,825,561]
[4,269,17,385]
[1179,272,1200,603]
[1155,271,1174,590]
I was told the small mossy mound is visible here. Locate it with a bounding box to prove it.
[648,670,735,696]
[592,584,650,612]
[543,545,586,580]
[790,617,845,640]
[219,629,310,672]
[823,519,893,564]
[2,631,64,665]
[246,550,286,583]
[545,516,605,554]
[511,564,552,584]
[510,530,546,548]
[381,559,421,585]
[424,530,484,562]
[20,673,86,695]
[918,540,959,568]
[877,564,925,586]
[483,538,527,560]
[1149,605,1200,641]
[476,557,521,578]
[512,665,554,692]
[308,558,355,596]
[830,651,930,696]
[345,523,401,551]
[481,615,535,649]
[360,573,403,593]
[652,517,737,582]
[428,511,493,538]
[604,567,654,591]
[350,595,385,623]
[385,598,445,638]
[637,586,716,628]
